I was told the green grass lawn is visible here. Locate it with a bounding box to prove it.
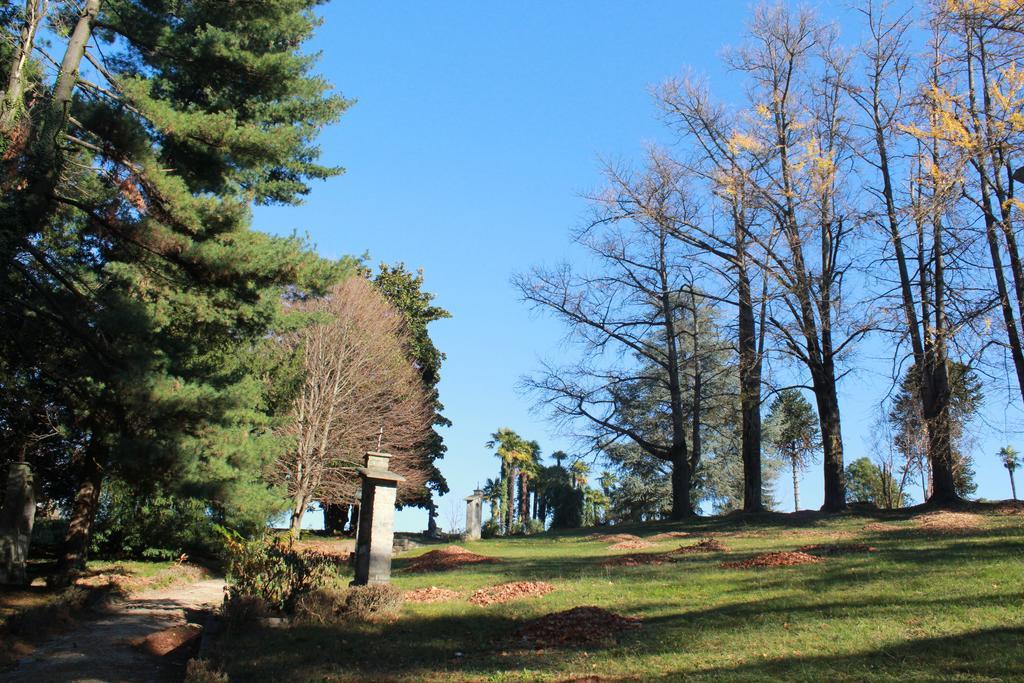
[216,507,1024,681]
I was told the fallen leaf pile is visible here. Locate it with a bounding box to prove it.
[513,606,641,648]
[916,511,984,534]
[671,537,729,554]
[797,543,877,556]
[600,552,670,567]
[649,531,691,541]
[994,500,1024,515]
[404,545,501,572]
[721,551,823,569]
[403,587,461,603]
[862,522,901,532]
[132,624,202,656]
[608,538,655,550]
[469,581,555,606]
[593,533,641,544]
[601,537,729,567]
[294,540,353,565]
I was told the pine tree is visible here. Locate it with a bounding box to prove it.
[1,0,351,575]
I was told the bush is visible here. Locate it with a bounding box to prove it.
[184,658,229,683]
[293,588,347,624]
[523,519,545,535]
[341,584,403,620]
[222,533,333,613]
[222,593,269,630]
[549,484,584,529]
[293,585,403,624]
[91,480,219,561]
[481,519,501,539]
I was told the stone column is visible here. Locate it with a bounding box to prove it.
[0,463,35,586]
[352,452,405,586]
[464,489,484,540]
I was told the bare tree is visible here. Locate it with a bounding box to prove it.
[444,496,463,537]
[843,1,973,506]
[657,5,868,511]
[516,169,703,519]
[271,277,432,537]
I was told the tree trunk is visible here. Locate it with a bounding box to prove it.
[1009,469,1017,501]
[792,459,800,512]
[426,502,438,537]
[669,444,693,520]
[57,444,103,578]
[660,243,691,521]
[505,466,516,532]
[737,262,763,512]
[290,492,308,539]
[20,0,102,236]
[518,471,529,524]
[690,288,703,478]
[923,359,959,506]
[812,367,846,512]
[0,0,46,134]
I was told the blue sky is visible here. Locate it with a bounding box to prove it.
[256,1,1024,531]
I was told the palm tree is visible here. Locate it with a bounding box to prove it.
[518,440,542,524]
[998,446,1020,501]
[482,478,503,523]
[569,459,590,491]
[486,428,531,533]
[552,450,568,469]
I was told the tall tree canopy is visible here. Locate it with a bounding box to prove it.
[270,277,433,537]
[1,0,349,573]
[368,263,451,514]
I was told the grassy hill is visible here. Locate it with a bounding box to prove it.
[216,505,1024,681]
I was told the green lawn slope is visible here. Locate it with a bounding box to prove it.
[217,505,1024,682]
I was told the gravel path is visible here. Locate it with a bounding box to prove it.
[3,578,225,683]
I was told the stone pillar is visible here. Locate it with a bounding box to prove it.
[0,463,35,586]
[464,489,484,541]
[352,452,405,586]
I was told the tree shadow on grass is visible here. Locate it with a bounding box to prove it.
[624,588,1024,629]
[649,626,1024,681]
[219,610,542,681]
[712,532,1024,597]
[218,601,1023,682]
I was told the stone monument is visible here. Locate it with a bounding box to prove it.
[0,462,35,586]
[352,452,404,585]
[464,489,484,540]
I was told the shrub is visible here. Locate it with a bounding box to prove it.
[341,584,403,620]
[91,480,219,561]
[222,533,333,613]
[293,588,347,624]
[481,519,501,538]
[222,594,269,630]
[293,585,403,623]
[184,658,229,683]
[523,519,545,535]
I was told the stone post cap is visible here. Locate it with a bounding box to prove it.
[364,451,393,470]
[464,489,484,502]
[361,451,404,482]
[358,467,406,483]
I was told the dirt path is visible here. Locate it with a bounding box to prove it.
[3,578,225,683]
